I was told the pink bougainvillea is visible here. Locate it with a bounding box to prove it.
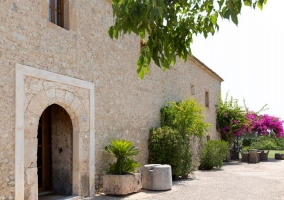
[244,112,284,138]
[216,94,284,141]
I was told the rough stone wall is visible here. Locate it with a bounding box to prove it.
[165,58,221,140]
[51,104,73,195]
[0,0,221,198]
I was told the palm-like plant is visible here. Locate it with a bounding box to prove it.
[104,139,140,175]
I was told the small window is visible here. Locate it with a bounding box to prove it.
[191,85,195,95]
[205,91,209,107]
[49,0,64,28]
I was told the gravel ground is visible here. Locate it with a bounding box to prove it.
[94,159,284,200]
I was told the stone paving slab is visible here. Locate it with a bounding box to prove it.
[93,159,284,200]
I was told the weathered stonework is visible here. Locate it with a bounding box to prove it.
[0,0,222,199]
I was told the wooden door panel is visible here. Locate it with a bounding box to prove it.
[38,107,52,193]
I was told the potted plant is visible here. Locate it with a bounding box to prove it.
[103,139,142,195]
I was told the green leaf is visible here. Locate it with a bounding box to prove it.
[139,30,145,39]
[216,24,220,32]
[161,57,170,70]
[171,56,176,66]
[105,139,140,175]
[108,26,114,39]
[211,12,218,25]
[243,0,252,6]
[253,1,257,8]
[152,48,161,67]
[203,31,208,38]
[157,7,163,17]
[108,0,266,78]
[231,13,238,25]
[137,69,144,79]
[257,0,264,10]
[218,0,225,9]
[113,28,118,39]
[224,9,231,19]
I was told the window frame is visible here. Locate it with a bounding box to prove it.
[49,0,64,28]
[205,91,209,108]
[190,84,195,95]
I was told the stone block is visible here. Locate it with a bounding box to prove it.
[103,173,141,195]
[71,96,81,112]
[27,95,43,116]
[142,164,160,189]
[25,168,37,186]
[55,88,66,102]
[65,91,75,105]
[45,88,56,100]
[36,90,49,109]
[142,164,172,191]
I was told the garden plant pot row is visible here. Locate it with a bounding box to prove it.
[275,153,284,160]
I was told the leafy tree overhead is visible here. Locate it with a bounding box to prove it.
[108,0,267,78]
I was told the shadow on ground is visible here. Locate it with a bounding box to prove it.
[95,189,170,200]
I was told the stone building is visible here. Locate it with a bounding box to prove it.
[0,0,223,199]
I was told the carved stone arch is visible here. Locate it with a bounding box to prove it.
[15,64,95,199]
[24,90,87,197]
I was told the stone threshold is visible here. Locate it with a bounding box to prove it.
[39,192,80,200]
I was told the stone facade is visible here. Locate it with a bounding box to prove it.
[0,0,222,199]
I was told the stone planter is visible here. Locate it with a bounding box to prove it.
[275,153,284,160]
[103,173,142,195]
[241,153,248,162]
[230,150,239,160]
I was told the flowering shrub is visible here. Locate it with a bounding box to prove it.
[216,94,248,143]
[245,112,284,138]
[217,93,284,143]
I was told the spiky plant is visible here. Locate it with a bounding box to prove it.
[104,139,140,175]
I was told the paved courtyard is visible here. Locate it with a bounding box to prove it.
[94,159,284,200]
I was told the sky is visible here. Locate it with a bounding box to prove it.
[191,1,284,119]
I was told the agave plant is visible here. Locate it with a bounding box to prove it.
[104,139,141,175]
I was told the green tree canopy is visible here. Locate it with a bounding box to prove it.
[108,0,267,78]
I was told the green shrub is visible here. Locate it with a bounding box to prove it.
[104,139,141,175]
[276,136,284,149]
[199,140,229,170]
[246,135,284,150]
[161,98,210,138]
[148,126,192,179]
[242,138,252,147]
[249,138,278,150]
[148,98,211,179]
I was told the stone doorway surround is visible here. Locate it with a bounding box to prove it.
[15,64,95,199]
